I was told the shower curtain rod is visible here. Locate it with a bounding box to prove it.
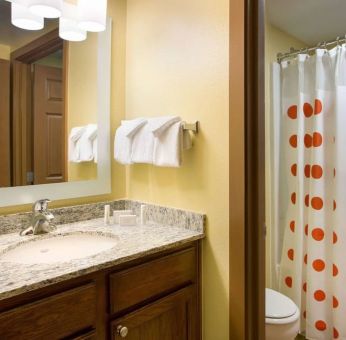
[277,35,346,63]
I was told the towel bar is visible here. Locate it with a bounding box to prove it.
[182,121,199,133]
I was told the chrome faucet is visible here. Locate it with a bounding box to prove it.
[20,199,56,236]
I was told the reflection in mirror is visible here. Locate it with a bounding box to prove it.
[0,0,98,188]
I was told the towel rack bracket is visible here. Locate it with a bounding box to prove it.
[183,121,199,134]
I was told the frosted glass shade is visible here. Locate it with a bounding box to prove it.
[59,2,86,42]
[11,2,44,30]
[29,0,62,19]
[59,19,86,41]
[78,0,107,32]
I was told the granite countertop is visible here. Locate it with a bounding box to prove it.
[0,218,204,301]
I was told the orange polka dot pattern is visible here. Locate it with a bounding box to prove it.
[282,98,344,338]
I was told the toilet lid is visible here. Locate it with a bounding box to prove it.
[266,288,298,319]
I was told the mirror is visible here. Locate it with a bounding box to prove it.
[0,1,111,206]
[0,0,99,188]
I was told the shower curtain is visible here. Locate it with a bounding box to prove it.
[278,47,346,339]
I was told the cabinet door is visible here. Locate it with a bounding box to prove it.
[111,286,197,340]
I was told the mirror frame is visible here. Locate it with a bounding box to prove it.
[0,18,112,207]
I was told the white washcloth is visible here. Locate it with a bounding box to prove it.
[153,121,184,167]
[79,124,98,162]
[148,116,181,137]
[68,126,86,163]
[114,118,147,165]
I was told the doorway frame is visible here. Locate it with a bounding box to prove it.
[229,0,265,339]
[244,0,265,338]
[10,29,68,186]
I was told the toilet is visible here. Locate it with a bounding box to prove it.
[266,288,300,340]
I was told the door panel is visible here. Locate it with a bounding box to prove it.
[111,287,196,340]
[0,59,10,187]
[33,64,65,184]
[12,60,33,186]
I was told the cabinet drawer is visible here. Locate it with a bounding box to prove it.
[0,282,97,340]
[109,247,196,314]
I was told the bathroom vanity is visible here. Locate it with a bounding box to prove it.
[0,242,200,339]
[0,201,205,340]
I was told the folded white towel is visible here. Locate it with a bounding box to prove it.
[131,117,182,164]
[114,127,132,165]
[122,118,147,137]
[147,116,181,137]
[79,124,98,162]
[114,118,147,165]
[153,121,183,167]
[131,123,155,164]
[68,126,86,163]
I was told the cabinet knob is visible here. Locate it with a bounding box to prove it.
[117,325,128,338]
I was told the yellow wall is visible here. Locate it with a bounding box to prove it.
[67,34,98,181]
[0,44,10,60]
[0,0,127,215]
[265,22,306,287]
[125,0,229,338]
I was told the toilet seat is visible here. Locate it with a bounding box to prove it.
[265,288,300,325]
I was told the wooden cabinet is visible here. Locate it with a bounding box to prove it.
[0,242,200,340]
[111,286,196,340]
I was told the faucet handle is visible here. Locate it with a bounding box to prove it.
[32,199,51,213]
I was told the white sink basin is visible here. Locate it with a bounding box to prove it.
[0,233,117,264]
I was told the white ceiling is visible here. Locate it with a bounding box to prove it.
[266,0,346,46]
[0,1,58,51]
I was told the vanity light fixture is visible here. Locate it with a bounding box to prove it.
[59,1,87,42]
[7,0,107,41]
[78,0,107,32]
[28,0,62,19]
[11,1,44,30]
